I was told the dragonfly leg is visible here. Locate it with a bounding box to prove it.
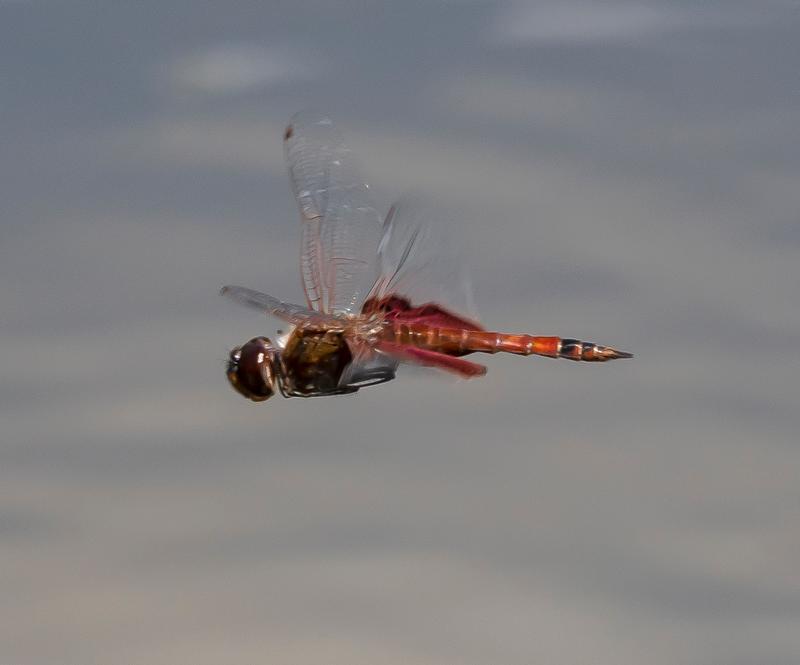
[342,366,397,389]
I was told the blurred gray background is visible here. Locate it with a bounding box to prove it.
[2,1,799,663]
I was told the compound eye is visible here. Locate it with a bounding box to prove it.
[226,337,276,401]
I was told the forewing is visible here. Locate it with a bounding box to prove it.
[284,112,383,315]
[220,286,341,326]
[368,195,479,322]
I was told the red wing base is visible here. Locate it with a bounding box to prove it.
[376,342,487,378]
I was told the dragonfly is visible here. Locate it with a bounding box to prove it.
[222,112,632,401]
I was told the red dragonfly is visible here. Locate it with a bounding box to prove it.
[222,112,632,401]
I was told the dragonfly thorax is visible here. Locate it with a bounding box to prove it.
[279,327,354,397]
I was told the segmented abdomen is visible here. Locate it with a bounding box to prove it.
[383,323,631,362]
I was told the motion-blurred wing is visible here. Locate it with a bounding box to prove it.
[375,342,487,378]
[338,344,398,390]
[220,286,341,326]
[367,195,479,324]
[284,112,383,315]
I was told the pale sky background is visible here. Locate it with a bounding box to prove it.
[2,1,800,664]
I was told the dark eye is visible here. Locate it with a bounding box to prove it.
[225,338,276,401]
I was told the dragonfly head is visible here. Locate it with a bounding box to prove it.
[226,336,280,402]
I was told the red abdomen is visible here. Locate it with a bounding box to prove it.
[365,295,632,363]
[384,321,632,362]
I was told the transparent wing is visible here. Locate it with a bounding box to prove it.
[284,112,383,315]
[220,285,343,326]
[374,341,487,378]
[338,342,398,389]
[367,195,479,321]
